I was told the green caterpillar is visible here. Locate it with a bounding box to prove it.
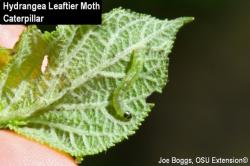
[109,50,144,121]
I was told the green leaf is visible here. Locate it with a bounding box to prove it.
[0,8,193,161]
[0,48,12,69]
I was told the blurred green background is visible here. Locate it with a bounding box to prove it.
[80,0,250,165]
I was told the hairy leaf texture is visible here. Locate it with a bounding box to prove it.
[0,8,193,161]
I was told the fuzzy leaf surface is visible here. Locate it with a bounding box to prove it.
[0,8,193,160]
